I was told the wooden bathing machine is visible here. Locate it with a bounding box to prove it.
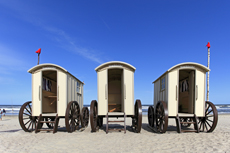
[19,63,89,133]
[90,61,142,133]
[148,62,218,133]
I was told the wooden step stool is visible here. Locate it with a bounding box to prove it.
[106,112,126,134]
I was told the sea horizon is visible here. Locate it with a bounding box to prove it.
[1,103,230,116]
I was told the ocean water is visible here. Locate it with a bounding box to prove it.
[0,104,229,116]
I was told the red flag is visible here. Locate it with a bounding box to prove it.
[35,48,41,54]
[206,42,210,48]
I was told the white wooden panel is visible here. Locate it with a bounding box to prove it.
[32,71,42,116]
[67,75,71,103]
[57,71,67,116]
[124,69,134,115]
[195,70,205,116]
[72,78,74,101]
[154,80,160,108]
[80,84,84,108]
[168,70,178,116]
[98,70,108,115]
[165,74,168,104]
[188,71,195,113]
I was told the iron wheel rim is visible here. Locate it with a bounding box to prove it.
[90,100,98,132]
[65,101,80,133]
[133,99,142,133]
[198,101,218,132]
[18,101,37,132]
[81,107,89,128]
[148,106,154,127]
[155,101,168,133]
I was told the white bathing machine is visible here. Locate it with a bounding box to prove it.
[90,61,142,133]
[148,62,218,133]
[19,63,89,133]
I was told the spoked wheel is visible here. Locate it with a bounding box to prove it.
[132,99,142,133]
[180,117,192,127]
[45,118,55,128]
[97,117,103,128]
[90,100,98,132]
[81,107,89,128]
[148,106,154,127]
[19,101,39,132]
[65,101,81,133]
[198,101,218,132]
[155,101,168,133]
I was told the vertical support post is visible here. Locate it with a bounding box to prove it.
[207,47,210,101]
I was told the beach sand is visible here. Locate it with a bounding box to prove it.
[0,114,230,153]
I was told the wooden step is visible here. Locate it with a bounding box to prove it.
[108,129,125,132]
[35,114,59,134]
[37,129,53,132]
[176,114,199,133]
[180,122,195,124]
[40,121,55,123]
[181,130,198,132]
[106,112,126,134]
[108,120,124,123]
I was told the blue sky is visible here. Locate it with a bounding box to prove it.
[0,0,229,105]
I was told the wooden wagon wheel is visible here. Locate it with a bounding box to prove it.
[180,117,192,127]
[90,100,98,132]
[19,101,41,132]
[65,101,81,133]
[45,117,55,128]
[155,101,168,133]
[132,99,142,133]
[81,107,89,128]
[198,101,218,132]
[148,106,154,127]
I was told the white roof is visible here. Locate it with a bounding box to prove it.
[28,63,83,84]
[153,62,210,83]
[28,63,67,73]
[168,62,210,72]
[95,61,136,72]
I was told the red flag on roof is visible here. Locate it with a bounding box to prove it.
[206,42,210,48]
[35,48,41,54]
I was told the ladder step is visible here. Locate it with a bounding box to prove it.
[108,121,124,123]
[37,129,54,132]
[40,121,55,123]
[181,130,198,132]
[108,129,125,131]
[180,122,195,124]
[106,112,126,134]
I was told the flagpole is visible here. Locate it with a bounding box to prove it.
[35,48,41,65]
[207,45,210,101]
[37,54,40,65]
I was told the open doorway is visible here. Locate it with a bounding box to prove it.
[108,69,123,112]
[42,70,57,113]
[178,69,195,114]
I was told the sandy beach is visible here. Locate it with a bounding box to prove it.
[0,114,230,153]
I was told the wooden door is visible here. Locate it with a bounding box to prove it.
[195,70,205,116]
[98,69,108,115]
[32,71,42,116]
[188,71,195,113]
[123,69,134,115]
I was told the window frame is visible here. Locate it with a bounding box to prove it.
[161,76,165,91]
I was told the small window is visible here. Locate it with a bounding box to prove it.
[161,77,165,91]
[76,82,81,94]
